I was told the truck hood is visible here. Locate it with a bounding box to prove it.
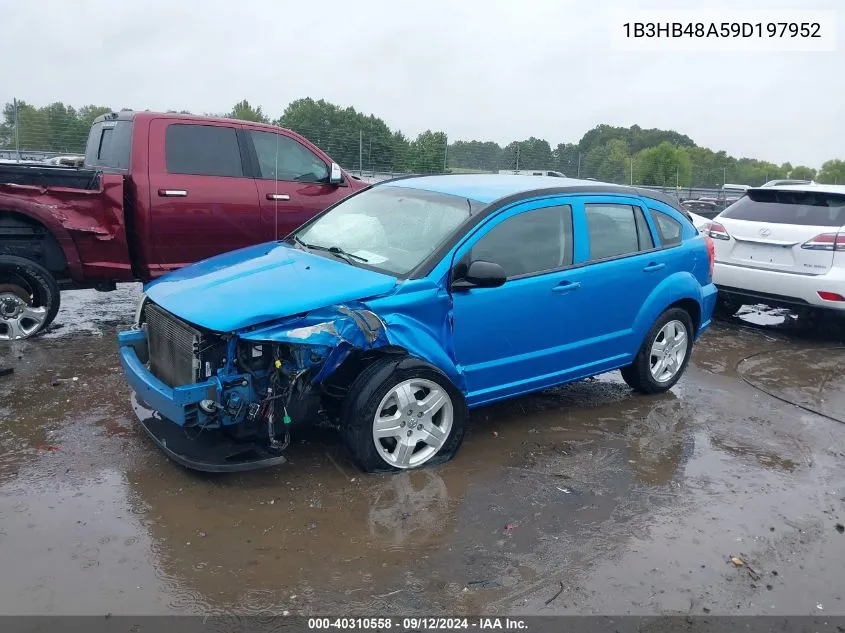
[144,242,398,332]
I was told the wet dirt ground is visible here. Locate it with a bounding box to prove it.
[1,285,845,616]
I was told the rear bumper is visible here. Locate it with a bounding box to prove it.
[118,329,287,472]
[714,262,845,311]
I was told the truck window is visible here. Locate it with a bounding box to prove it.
[84,120,132,170]
[249,130,329,183]
[165,124,244,177]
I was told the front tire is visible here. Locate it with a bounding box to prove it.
[621,308,694,394]
[341,356,468,473]
[0,255,61,341]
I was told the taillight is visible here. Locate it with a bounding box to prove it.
[801,233,845,251]
[818,291,845,302]
[705,235,715,282]
[708,222,731,241]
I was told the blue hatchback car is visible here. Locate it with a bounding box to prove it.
[118,175,717,473]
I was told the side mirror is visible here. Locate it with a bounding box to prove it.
[451,260,507,291]
[329,162,343,184]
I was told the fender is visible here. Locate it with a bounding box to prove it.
[0,175,131,283]
[0,188,84,280]
[631,270,704,345]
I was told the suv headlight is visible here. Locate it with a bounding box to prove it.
[134,293,148,328]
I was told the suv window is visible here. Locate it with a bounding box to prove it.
[585,204,653,260]
[249,130,329,183]
[652,210,683,246]
[470,205,573,278]
[165,124,243,177]
[721,189,845,226]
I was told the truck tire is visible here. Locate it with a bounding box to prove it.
[0,255,61,341]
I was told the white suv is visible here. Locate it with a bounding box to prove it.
[710,184,845,315]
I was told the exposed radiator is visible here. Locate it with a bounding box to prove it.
[145,302,203,388]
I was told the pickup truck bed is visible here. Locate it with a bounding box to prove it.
[0,164,101,190]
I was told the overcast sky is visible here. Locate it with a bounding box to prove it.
[2,0,842,167]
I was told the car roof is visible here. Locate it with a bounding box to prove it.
[748,183,845,195]
[379,173,678,206]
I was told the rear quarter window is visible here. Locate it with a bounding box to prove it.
[651,210,683,246]
[722,190,845,226]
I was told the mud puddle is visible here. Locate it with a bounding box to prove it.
[0,292,844,615]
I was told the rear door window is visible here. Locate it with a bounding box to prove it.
[165,124,244,177]
[585,204,653,261]
[721,189,845,226]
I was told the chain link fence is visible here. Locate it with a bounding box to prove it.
[3,97,835,196]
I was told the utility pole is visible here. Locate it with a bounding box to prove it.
[443,134,448,172]
[630,157,633,185]
[577,152,581,179]
[359,130,363,177]
[13,98,20,163]
[676,165,679,189]
[515,144,520,171]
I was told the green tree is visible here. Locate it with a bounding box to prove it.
[448,140,502,171]
[789,165,817,180]
[818,159,845,184]
[578,124,694,156]
[228,99,269,123]
[634,142,692,187]
[553,143,579,176]
[407,130,447,173]
[501,137,553,170]
[278,98,403,172]
[596,139,630,183]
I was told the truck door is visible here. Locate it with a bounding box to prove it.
[243,127,355,241]
[147,119,261,274]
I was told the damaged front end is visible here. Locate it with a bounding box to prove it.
[118,299,390,472]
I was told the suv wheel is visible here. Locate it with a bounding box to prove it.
[342,356,468,473]
[621,308,694,394]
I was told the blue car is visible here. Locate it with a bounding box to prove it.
[118,175,717,473]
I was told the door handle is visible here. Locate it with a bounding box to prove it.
[157,189,187,197]
[643,262,666,272]
[266,193,291,201]
[551,281,581,294]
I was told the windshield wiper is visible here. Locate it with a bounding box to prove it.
[292,236,369,263]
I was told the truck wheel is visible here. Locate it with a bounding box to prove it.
[0,255,60,341]
[620,308,694,394]
[341,356,468,473]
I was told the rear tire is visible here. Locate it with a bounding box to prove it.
[341,356,468,473]
[0,255,60,341]
[621,308,694,394]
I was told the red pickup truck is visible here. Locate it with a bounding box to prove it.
[0,111,367,340]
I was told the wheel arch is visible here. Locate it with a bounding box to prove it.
[0,208,74,277]
[632,271,705,346]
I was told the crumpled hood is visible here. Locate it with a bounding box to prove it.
[144,242,398,332]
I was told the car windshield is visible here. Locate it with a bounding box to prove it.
[292,185,484,275]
